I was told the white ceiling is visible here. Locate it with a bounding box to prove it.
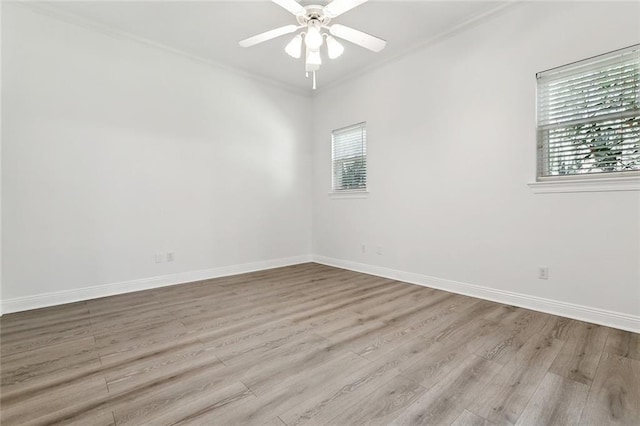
[36,1,508,93]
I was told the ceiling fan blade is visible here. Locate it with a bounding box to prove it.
[324,0,368,18]
[272,0,306,16]
[239,25,298,48]
[329,24,386,52]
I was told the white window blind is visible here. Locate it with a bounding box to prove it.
[536,45,640,179]
[332,123,367,191]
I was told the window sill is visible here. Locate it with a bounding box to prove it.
[328,190,369,199]
[528,176,640,194]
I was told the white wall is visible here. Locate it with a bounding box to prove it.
[1,4,312,308]
[312,2,640,324]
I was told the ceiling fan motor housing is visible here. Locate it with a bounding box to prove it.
[296,5,331,26]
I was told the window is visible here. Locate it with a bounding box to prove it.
[332,122,367,192]
[536,45,639,180]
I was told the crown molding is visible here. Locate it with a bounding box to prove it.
[12,1,313,98]
[10,1,519,99]
[315,0,520,94]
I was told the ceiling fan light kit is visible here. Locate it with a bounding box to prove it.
[326,35,344,59]
[239,0,386,90]
[307,49,322,66]
[285,34,303,58]
[304,24,324,50]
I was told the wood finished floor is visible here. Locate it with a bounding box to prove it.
[1,263,639,425]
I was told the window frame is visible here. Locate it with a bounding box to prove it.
[330,122,368,197]
[530,45,640,193]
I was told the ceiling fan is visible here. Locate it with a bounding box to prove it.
[239,0,386,89]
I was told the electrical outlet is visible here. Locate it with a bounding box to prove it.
[376,245,383,255]
[538,266,549,280]
[155,254,164,264]
[167,252,175,262]
[361,244,366,254]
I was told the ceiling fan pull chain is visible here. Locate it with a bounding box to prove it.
[312,72,317,90]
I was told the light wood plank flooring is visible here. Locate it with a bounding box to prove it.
[1,263,638,425]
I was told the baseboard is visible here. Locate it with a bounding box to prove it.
[3,254,638,333]
[312,255,640,333]
[0,255,312,315]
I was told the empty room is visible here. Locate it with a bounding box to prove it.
[1,0,639,425]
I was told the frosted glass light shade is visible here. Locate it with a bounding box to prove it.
[285,34,303,58]
[326,36,344,59]
[305,25,323,50]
